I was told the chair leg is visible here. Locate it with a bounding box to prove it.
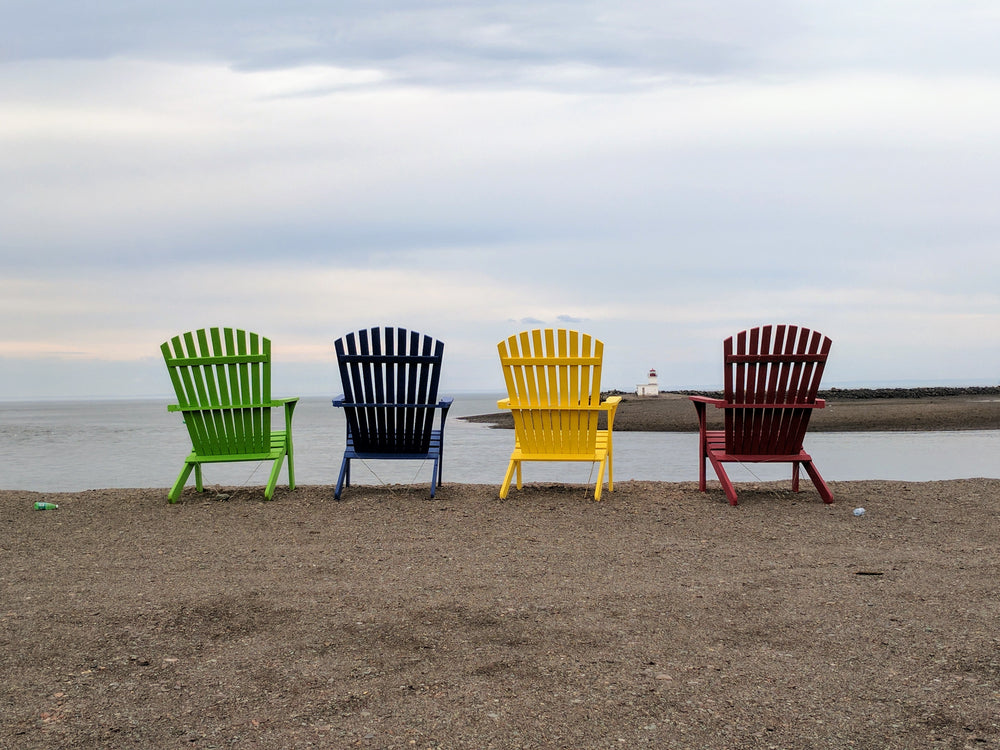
[286,441,295,490]
[264,455,284,500]
[802,461,834,504]
[194,463,204,493]
[607,447,614,493]
[593,457,607,501]
[695,403,708,491]
[429,457,439,498]
[168,463,195,503]
[335,457,350,500]
[500,459,517,499]
[710,456,739,506]
[791,462,800,492]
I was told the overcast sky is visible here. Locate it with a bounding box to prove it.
[2,0,999,399]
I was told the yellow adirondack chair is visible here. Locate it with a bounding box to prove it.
[497,329,621,500]
[161,327,298,502]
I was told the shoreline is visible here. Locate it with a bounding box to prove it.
[462,387,1000,432]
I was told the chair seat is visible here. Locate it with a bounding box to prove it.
[181,431,290,463]
[343,429,443,461]
[509,430,612,463]
[703,430,815,463]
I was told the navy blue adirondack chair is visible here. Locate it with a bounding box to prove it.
[332,327,453,499]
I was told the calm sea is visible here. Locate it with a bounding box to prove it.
[1,395,998,493]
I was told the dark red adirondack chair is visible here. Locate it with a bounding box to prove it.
[690,325,834,506]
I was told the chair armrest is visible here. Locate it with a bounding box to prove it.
[815,398,826,408]
[601,395,622,416]
[438,397,453,427]
[689,395,719,436]
[688,395,725,408]
[601,395,622,432]
[332,394,346,407]
[280,397,298,428]
[497,397,512,410]
[169,399,299,412]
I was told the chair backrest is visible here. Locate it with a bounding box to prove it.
[497,329,604,455]
[161,327,273,456]
[334,327,444,455]
[722,324,832,455]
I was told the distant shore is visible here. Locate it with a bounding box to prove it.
[461,386,1000,432]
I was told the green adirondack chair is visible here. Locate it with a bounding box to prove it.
[161,327,298,502]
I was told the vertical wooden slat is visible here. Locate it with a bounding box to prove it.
[547,329,559,453]
[425,337,444,450]
[359,330,376,448]
[414,331,434,452]
[728,332,744,453]
[235,329,252,453]
[372,327,387,450]
[766,325,792,454]
[344,333,365,448]
[403,329,419,450]
[204,329,228,454]
[723,334,735,455]
[255,333,269,454]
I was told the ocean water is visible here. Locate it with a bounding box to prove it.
[1,395,998,493]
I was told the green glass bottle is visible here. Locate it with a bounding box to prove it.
[33,502,59,510]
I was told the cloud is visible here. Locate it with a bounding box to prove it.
[0,2,776,86]
[5,2,1000,90]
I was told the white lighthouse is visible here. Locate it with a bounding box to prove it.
[636,368,659,396]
